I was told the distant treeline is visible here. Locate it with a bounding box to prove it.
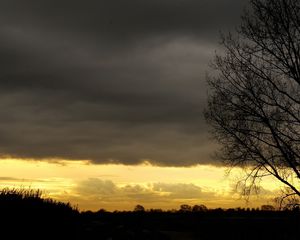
[94,202,299,213]
[0,188,299,240]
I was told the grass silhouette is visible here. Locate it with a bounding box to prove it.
[0,187,76,210]
[0,188,80,239]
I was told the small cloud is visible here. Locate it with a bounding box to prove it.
[152,182,207,199]
[76,178,117,196]
[0,176,48,183]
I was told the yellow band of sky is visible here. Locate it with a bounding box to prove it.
[0,158,282,211]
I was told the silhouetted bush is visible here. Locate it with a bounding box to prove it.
[179,204,192,212]
[0,188,80,239]
[192,204,208,212]
[134,204,145,212]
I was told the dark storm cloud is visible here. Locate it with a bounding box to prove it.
[0,0,246,41]
[0,0,247,165]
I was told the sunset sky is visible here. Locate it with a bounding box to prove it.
[0,0,281,210]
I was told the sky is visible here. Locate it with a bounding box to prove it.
[0,0,281,210]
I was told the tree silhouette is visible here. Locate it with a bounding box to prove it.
[261,205,275,211]
[205,0,300,201]
[134,204,145,212]
[179,204,192,212]
[192,204,208,212]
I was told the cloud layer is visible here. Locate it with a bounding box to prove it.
[70,178,277,211]
[74,178,218,210]
[0,0,247,165]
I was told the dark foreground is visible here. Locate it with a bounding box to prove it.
[0,190,299,240]
[2,208,300,239]
[78,210,300,240]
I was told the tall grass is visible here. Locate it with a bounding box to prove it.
[0,187,43,200]
[0,187,80,238]
[0,187,78,212]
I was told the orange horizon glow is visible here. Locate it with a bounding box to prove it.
[0,158,282,211]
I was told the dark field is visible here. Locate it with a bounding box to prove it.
[0,189,299,240]
[79,210,300,240]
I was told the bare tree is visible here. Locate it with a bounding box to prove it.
[205,0,300,201]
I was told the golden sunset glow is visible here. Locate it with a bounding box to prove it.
[0,158,281,211]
